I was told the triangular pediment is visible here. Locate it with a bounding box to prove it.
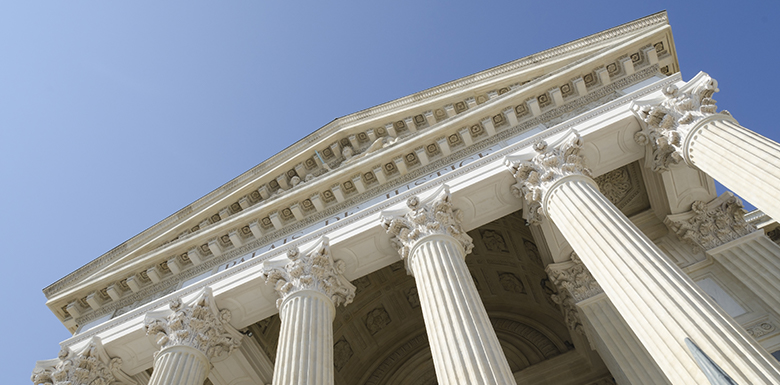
[45,11,676,332]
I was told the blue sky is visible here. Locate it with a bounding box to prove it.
[2,1,779,382]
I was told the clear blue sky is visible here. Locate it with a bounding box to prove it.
[2,1,778,382]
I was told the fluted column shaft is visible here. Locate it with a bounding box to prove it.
[686,117,780,222]
[577,293,670,385]
[148,346,210,385]
[709,231,780,313]
[547,175,780,384]
[408,234,517,385]
[261,237,354,385]
[273,290,335,385]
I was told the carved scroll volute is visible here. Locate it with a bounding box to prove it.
[143,287,242,362]
[260,236,356,309]
[31,337,136,385]
[545,253,603,335]
[631,71,735,172]
[505,130,592,225]
[664,192,756,252]
[380,184,474,274]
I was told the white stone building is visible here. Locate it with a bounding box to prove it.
[31,12,780,385]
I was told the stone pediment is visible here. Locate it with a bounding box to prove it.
[45,12,677,333]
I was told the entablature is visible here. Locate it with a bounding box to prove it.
[46,13,678,333]
[54,72,682,378]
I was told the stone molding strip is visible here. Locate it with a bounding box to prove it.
[44,13,669,298]
[62,71,680,346]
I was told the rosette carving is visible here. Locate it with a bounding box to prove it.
[380,185,474,273]
[546,253,603,335]
[631,71,732,171]
[665,192,755,252]
[31,337,136,385]
[261,236,356,308]
[144,287,242,361]
[505,131,591,225]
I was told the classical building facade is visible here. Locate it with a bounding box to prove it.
[32,12,780,385]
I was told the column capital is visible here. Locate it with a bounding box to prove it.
[665,192,756,252]
[546,253,603,335]
[631,71,736,171]
[31,337,136,385]
[380,185,474,273]
[505,130,592,225]
[144,287,242,362]
[261,236,355,309]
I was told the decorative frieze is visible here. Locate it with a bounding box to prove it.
[595,167,631,204]
[58,64,666,331]
[746,322,776,338]
[261,237,356,308]
[632,72,732,171]
[380,185,474,270]
[144,287,242,361]
[506,131,592,225]
[546,253,603,334]
[31,338,135,385]
[665,192,755,252]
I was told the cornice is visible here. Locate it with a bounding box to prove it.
[43,13,670,300]
[67,67,677,330]
[63,68,677,346]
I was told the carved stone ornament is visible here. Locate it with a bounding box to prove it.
[665,192,756,252]
[505,130,592,225]
[545,253,603,335]
[631,71,733,172]
[380,184,474,273]
[31,337,136,385]
[144,287,242,362]
[261,236,356,309]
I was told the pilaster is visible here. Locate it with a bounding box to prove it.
[668,193,780,318]
[546,253,603,335]
[547,253,670,385]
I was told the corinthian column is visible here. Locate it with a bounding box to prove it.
[632,71,780,222]
[31,337,136,385]
[506,131,780,384]
[547,254,669,385]
[261,237,355,385]
[666,192,780,313]
[381,185,517,385]
[144,287,242,385]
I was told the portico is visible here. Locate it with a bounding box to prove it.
[33,12,780,385]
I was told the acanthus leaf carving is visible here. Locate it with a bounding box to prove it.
[31,337,136,385]
[505,130,591,225]
[143,287,242,362]
[665,192,755,252]
[631,71,732,172]
[261,236,356,308]
[545,253,603,335]
[380,185,474,273]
